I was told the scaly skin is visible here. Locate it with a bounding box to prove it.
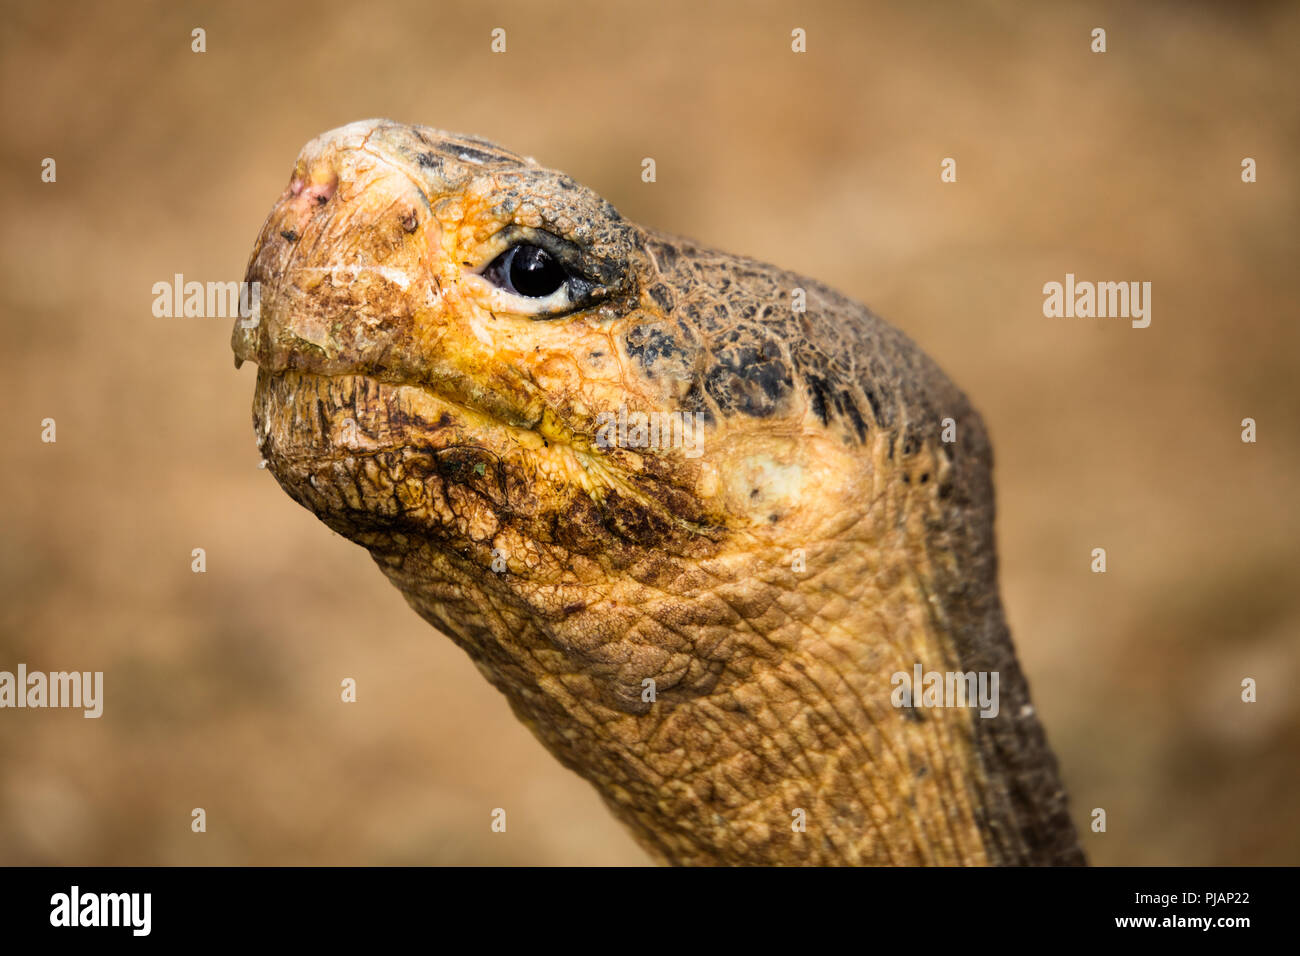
[232,119,1084,866]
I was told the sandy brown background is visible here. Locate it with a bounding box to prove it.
[1,0,1297,865]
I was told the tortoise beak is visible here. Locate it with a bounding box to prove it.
[231,119,432,378]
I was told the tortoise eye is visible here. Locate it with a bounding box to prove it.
[483,244,567,298]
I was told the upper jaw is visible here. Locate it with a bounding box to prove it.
[231,122,440,374]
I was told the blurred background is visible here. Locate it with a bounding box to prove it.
[1,0,1297,865]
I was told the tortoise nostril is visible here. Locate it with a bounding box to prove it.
[289,171,338,206]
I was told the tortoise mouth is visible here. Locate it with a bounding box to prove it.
[249,368,549,546]
[250,367,584,474]
[250,368,642,517]
[250,368,724,555]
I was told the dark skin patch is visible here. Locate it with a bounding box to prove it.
[807,374,831,425]
[626,325,684,366]
[551,493,612,557]
[648,239,679,271]
[841,390,868,441]
[679,382,716,426]
[648,284,674,313]
[704,343,793,418]
[443,143,516,166]
[863,386,885,427]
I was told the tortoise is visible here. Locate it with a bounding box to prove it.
[232,119,1084,866]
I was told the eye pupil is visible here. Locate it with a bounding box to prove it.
[505,245,565,297]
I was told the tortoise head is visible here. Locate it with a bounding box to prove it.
[232,119,854,711]
[232,120,1080,866]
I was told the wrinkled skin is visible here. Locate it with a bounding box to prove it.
[232,119,1084,866]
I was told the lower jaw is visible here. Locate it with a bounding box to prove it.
[252,366,584,462]
[248,368,639,552]
[250,367,716,560]
[249,368,517,539]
